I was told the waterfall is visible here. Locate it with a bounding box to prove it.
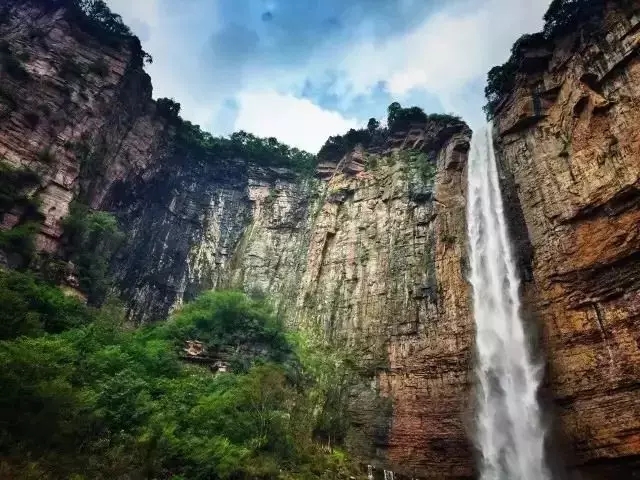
[467,124,549,480]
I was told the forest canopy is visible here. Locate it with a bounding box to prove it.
[156,98,317,175]
[0,277,363,479]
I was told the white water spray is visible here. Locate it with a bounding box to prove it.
[467,124,549,480]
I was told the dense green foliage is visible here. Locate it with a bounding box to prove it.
[484,0,607,116]
[0,270,90,340]
[156,97,317,175]
[0,162,43,265]
[317,103,462,163]
[0,162,40,214]
[0,288,361,479]
[61,202,125,305]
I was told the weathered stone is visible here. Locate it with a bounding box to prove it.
[493,4,640,478]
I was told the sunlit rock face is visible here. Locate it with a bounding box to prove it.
[492,3,640,478]
[228,124,474,479]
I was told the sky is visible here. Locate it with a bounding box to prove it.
[106,0,552,153]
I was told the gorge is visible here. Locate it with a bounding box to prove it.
[0,0,639,479]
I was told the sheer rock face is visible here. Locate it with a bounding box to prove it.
[493,4,640,478]
[0,1,168,253]
[226,127,474,479]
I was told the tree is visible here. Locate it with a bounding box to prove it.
[367,118,380,133]
[387,102,402,127]
[156,97,181,120]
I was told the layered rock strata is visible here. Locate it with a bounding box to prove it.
[0,0,167,253]
[493,3,640,477]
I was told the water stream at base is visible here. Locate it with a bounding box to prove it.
[467,123,550,480]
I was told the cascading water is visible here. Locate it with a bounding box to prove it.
[467,124,549,480]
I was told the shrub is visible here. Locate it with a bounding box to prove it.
[0,269,91,339]
[0,222,39,265]
[160,290,295,372]
[62,202,125,305]
[0,289,362,479]
[0,162,41,213]
[156,97,181,120]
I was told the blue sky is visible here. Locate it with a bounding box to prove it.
[106,0,551,152]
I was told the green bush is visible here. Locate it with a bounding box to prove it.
[161,290,295,372]
[0,163,43,265]
[0,269,91,340]
[62,203,125,305]
[0,162,41,213]
[0,222,39,264]
[156,97,181,121]
[0,289,363,479]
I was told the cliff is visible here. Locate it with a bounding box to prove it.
[2,0,640,478]
[491,1,640,477]
[0,0,167,256]
[103,116,474,477]
[228,124,474,479]
[0,2,475,476]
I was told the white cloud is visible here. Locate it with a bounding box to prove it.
[336,0,551,125]
[234,91,359,152]
[106,0,553,140]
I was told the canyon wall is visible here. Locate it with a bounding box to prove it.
[228,126,474,479]
[2,0,640,479]
[0,0,167,255]
[0,3,476,476]
[493,3,640,478]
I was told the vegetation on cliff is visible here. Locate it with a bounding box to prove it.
[61,202,125,304]
[317,102,462,162]
[0,278,363,479]
[156,98,317,175]
[484,0,607,116]
[0,162,43,267]
[39,0,152,66]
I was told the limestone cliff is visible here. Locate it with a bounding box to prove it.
[227,124,473,479]
[3,0,640,479]
[492,1,640,477]
[0,0,167,255]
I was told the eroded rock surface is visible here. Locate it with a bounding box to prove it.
[493,3,640,477]
[0,0,167,253]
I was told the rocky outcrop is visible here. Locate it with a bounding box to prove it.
[492,2,640,477]
[0,0,168,254]
[225,124,473,478]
